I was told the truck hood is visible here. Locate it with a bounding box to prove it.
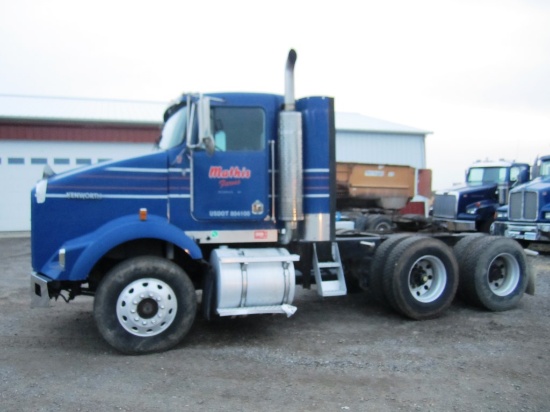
[31,150,171,272]
[510,176,550,193]
[39,150,168,196]
[437,183,497,198]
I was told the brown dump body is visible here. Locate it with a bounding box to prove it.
[336,163,417,210]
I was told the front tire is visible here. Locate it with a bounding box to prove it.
[94,256,197,354]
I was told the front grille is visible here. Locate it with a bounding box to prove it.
[433,194,456,219]
[524,191,538,220]
[509,191,538,221]
[509,192,522,220]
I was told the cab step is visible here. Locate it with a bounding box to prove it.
[312,242,347,297]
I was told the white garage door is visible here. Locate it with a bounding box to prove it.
[0,141,153,232]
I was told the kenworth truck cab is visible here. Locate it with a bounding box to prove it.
[492,155,550,244]
[432,160,530,232]
[31,50,533,354]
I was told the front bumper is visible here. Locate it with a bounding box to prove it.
[31,272,52,308]
[492,221,550,242]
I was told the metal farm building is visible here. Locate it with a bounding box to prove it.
[0,95,429,232]
[335,112,428,170]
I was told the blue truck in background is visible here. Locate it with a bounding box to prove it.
[30,50,534,354]
[492,155,550,245]
[432,160,530,232]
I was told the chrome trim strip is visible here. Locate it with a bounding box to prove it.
[106,167,169,173]
[186,230,278,244]
[304,168,329,173]
[45,194,191,200]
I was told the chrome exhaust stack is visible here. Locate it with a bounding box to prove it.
[278,49,304,244]
[284,49,297,111]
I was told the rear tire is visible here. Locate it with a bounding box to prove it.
[382,236,459,320]
[367,234,412,307]
[453,233,485,299]
[366,215,393,233]
[459,236,528,311]
[94,256,197,354]
[453,233,486,263]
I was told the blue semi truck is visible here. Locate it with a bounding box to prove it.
[492,155,550,245]
[30,50,533,354]
[432,160,530,232]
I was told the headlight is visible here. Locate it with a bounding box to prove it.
[496,211,508,219]
[466,202,482,215]
[544,212,550,220]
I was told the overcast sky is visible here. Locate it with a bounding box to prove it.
[1,0,549,190]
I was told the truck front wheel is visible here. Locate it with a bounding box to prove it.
[94,256,197,354]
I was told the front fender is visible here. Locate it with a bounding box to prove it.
[41,215,202,281]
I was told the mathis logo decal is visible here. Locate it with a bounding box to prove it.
[209,166,251,188]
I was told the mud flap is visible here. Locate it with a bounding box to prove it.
[524,249,537,296]
[526,261,536,295]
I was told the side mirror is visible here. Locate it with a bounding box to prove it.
[518,169,529,183]
[198,96,214,155]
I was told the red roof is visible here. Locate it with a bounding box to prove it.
[0,120,160,143]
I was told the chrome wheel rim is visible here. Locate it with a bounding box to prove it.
[408,255,447,303]
[116,278,177,337]
[487,253,520,297]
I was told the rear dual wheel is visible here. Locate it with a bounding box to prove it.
[456,236,527,311]
[367,234,412,305]
[369,235,459,320]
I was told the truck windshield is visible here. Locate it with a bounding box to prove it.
[158,106,188,150]
[541,160,550,178]
[467,167,508,185]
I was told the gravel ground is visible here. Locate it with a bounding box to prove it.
[1,237,549,411]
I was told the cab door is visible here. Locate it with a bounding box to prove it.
[191,106,270,222]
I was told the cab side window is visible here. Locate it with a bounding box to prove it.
[510,166,521,182]
[211,107,265,151]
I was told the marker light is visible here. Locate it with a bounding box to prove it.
[59,248,66,269]
[139,208,148,221]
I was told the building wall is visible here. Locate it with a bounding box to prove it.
[336,131,426,169]
[0,140,153,231]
